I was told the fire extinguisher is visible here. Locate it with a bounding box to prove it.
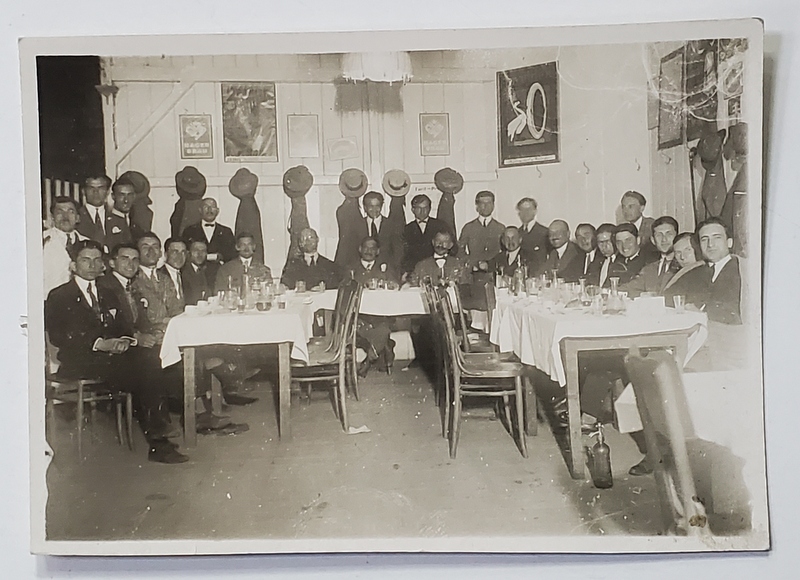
[587,424,614,489]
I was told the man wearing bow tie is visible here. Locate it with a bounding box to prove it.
[488,226,531,277]
[516,197,550,274]
[281,228,341,290]
[43,196,88,295]
[182,197,237,286]
[45,240,189,464]
[401,194,451,275]
[105,177,144,251]
[622,216,681,297]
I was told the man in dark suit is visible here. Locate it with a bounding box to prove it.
[281,228,341,290]
[346,237,398,376]
[412,230,472,287]
[516,197,550,275]
[401,194,451,275]
[182,198,237,286]
[665,217,742,324]
[622,216,681,297]
[592,223,621,288]
[106,177,144,251]
[76,175,112,251]
[541,220,584,282]
[458,190,505,273]
[575,223,604,281]
[488,226,531,278]
[45,240,188,464]
[611,223,653,285]
[620,190,657,259]
[353,191,403,275]
[182,239,212,306]
[159,237,187,312]
[214,232,272,293]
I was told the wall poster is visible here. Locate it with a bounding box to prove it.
[497,61,560,167]
[221,82,278,162]
[287,114,320,158]
[419,113,450,156]
[179,114,213,159]
[658,47,685,150]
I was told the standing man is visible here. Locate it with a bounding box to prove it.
[458,190,505,276]
[182,198,237,287]
[575,223,602,281]
[619,190,656,257]
[401,194,450,275]
[182,239,211,306]
[281,228,341,291]
[106,177,144,251]
[43,196,87,295]
[516,197,549,275]
[214,232,272,293]
[541,220,583,282]
[358,191,403,275]
[45,240,188,464]
[612,223,651,285]
[76,175,112,250]
[622,216,681,296]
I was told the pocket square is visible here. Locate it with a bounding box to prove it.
[112,226,122,234]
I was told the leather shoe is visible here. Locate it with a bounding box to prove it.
[628,458,654,476]
[383,339,396,374]
[357,358,371,378]
[196,412,232,431]
[223,393,259,406]
[203,422,250,436]
[148,442,189,464]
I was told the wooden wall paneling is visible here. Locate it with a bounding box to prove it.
[320,82,343,177]
[114,84,132,148]
[381,95,405,175]
[298,82,325,176]
[443,83,466,170]
[297,54,322,78]
[422,83,446,175]
[462,82,489,175]
[212,55,238,70]
[235,54,259,69]
[339,104,365,174]
[401,83,425,176]
[480,81,497,174]
[279,82,301,167]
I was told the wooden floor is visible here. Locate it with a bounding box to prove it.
[45,364,676,541]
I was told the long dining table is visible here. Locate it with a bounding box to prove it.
[489,290,709,478]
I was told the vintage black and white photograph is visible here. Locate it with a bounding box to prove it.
[22,19,767,556]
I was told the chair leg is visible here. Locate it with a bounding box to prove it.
[115,401,124,446]
[338,365,349,433]
[350,345,360,401]
[442,371,452,439]
[125,393,134,451]
[77,385,84,460]
[502,394,513,434]
[515,377,528,458]
[524,375,538,437]
[449,392,461,459]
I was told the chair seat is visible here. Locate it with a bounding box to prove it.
[460,359,524,378]
[464,351,519,363]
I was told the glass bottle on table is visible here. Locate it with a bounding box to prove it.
[607,277,623,314]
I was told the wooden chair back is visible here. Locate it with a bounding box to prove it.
[624,349,709,536]
[484,282,497,332]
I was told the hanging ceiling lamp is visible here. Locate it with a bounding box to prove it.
[341,51,413,83]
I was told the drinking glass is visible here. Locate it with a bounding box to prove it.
[368,278,378,290]
[296,280,306,293]
[673,295,685,314]
[277,295,287,310]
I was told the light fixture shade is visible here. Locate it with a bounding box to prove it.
[341,51,413,83]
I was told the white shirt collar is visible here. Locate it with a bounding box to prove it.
[111,208,128,220]
[139,265,157,278]
[361,260,375,269]
[711,254,732,282]
[73,276,96,303]
[164,263,180,276]
[304,252,319,261]
[507,248,520,264]
[87,204,105,217]
[633,216,643,230]
[556,244,568,258]
[241,257,253,269]
[586,249,596,261]
[191,263,201,272]
[479,216,493,227]
[112,271,130,287]
[522,219,537,232]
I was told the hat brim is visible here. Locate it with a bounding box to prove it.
[382,172,411,197]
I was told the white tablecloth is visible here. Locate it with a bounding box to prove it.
[306,287,431,316]
[160,303,312,368]
[489,292,709,386]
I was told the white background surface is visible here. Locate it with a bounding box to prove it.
[2,0,797,577]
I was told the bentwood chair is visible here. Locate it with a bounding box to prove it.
[448,282,496,354]
[435,286,528,459]
[292,280,362,432]
[45,340,135,459]
[624,348,711,537]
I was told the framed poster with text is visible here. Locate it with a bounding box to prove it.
[419,113,450,156]
[497,61,560,167]
[179,114,213,159]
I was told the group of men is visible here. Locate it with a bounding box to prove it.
[42,169,743,465]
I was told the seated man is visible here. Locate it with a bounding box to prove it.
[621,216,681,297]
[575,223,602,281]
[215,232,272,293]
[181,238,211,306]
[488,226,531,278]
[401,194,451,276]
[663,232,705,293]
[591,223,619,288]
[45,240,188,464]
[43,195,88,295]
[611,223,652,285]
[413,230,472,286]
[541,220,583,282]
[347,236,398,376]
[281,227,341,290]
[665,217,742,325]
[159,237,188,311]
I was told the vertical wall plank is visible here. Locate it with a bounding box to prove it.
[320,83,343,177]
[422,84,446,175]
[402,84,425,176]
[443,83,466,171]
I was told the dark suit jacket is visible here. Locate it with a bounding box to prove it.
[401,217,451,274]
[45,278,133,379]
[665,256,742,324]
[347,258,400,287]
[181,262,211,305]
[158,265,186,312]
[182,222,237,264]
[458,218,505,268]
[592,254,622,288]
[520,221,550,275]
[578,249,604,281]
[542,242,584,282]
[214,257,272,294]
[96,273,147,332]
[413,255,472,285]
[131,268,184,334]
[611,252,651,285]
[488,249,532,278]
[76,205,114,250]
[353,216,403,274]
[105,211,144,252]
[281,254,341,290]
[621,257,681,297]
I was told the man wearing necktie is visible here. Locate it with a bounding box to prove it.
[401,194,452,275]
[541,220,583,282]
[159,238,187,309]
[181,239,212,306]
[280,227,342,290]
[106,178,144,251]
[358,191,402,274]
[76,175,112,249]
[575,223,603,281]
[45,240,189,464]
[488,226,531,278]
[516,197,550,273]
[43,196,88,295]
[620,216,680,296]
[592,223,620,288]
[458,191,505,275]
[214,232,272,294]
